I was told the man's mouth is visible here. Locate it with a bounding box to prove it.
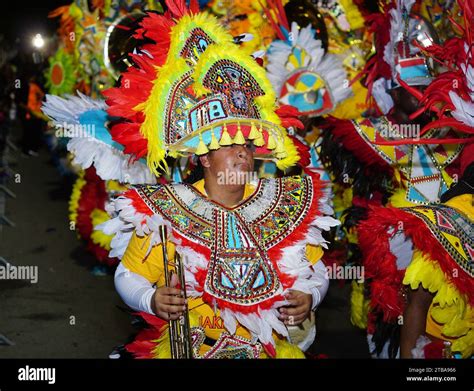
[235,162,250,170]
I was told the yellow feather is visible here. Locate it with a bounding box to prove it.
[403,249,474,357]
[137,58,191,176]
[168,12,234,62]
[339,0,365,30]
[275,135,300,171]
[350,281,369,329]
[68,171,86,227]
[90,208,113,250]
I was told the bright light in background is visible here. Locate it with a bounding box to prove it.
[32,33,45,49]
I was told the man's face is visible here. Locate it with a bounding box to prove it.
[200,142,255,185]
[391,85,428,116]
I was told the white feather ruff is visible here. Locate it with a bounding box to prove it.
[43,92,156,185]
[67,137,157,184]
[98,177,339,350]
[450,47,474,129]
[42,91,107,123]
[96,194,174,259]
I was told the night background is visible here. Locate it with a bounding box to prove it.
[0,0,471,386]
[1,2,68,49]
[0,1,369,363]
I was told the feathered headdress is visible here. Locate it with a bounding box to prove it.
[104,0,300,176]
[405,0,474,136]
[359,0,436,114]
[263,0,351,117]
[376,0,474,172]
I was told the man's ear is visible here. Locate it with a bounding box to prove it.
[199,154,211,168]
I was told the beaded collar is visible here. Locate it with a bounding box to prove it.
[134,175,315,306]
[352,116,463,204]
[402,204,473,278]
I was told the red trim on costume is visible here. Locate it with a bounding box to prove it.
[358,207,406,321]
[325,116,392,171]
[267,169,323,265]
[262,342,276,358]
[123,173,329,352]
[173,230,210,294]
[167,172,326,317]
[359,206,474,325]
[122,188,155,216]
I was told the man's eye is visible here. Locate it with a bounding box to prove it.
[245,142,256,151]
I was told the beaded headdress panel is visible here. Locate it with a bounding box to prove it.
[104,0,299,176]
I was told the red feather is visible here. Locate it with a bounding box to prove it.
[122,188,155,216]
[103,10,177,162]
[323,116,391,170]
[125,311,167,359]
[75,167,118,266]
[358,205,474,329]
[189,0,199,14]
[460,141,474,174]
[165,0,189,18]
[275,105,304,129]
[423,340,445,359]
[288,134,311,167]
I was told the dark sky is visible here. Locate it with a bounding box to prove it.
[1,1,71,44]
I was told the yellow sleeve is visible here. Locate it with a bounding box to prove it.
[444,194,473,220]
[305,244,324,265]
[121,232,175,286]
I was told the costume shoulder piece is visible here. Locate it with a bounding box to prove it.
[135,174,321,250]
[339,116,463,204]
[358,202,474,324]
[400,204,473,279]
[358,197,474,358]
[42,92,157,185]
[101,171,337,256]
[98,171,339,353]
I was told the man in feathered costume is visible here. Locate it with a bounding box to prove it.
[82,0,340,359]
[356,0,474,358]
[319,0,468,210]
[263,0,369,278]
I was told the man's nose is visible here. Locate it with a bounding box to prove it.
[235,144,249,159]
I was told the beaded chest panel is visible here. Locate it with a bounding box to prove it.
[352,117,463,204]
[402,204,473,278]
[134,175,315,306]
